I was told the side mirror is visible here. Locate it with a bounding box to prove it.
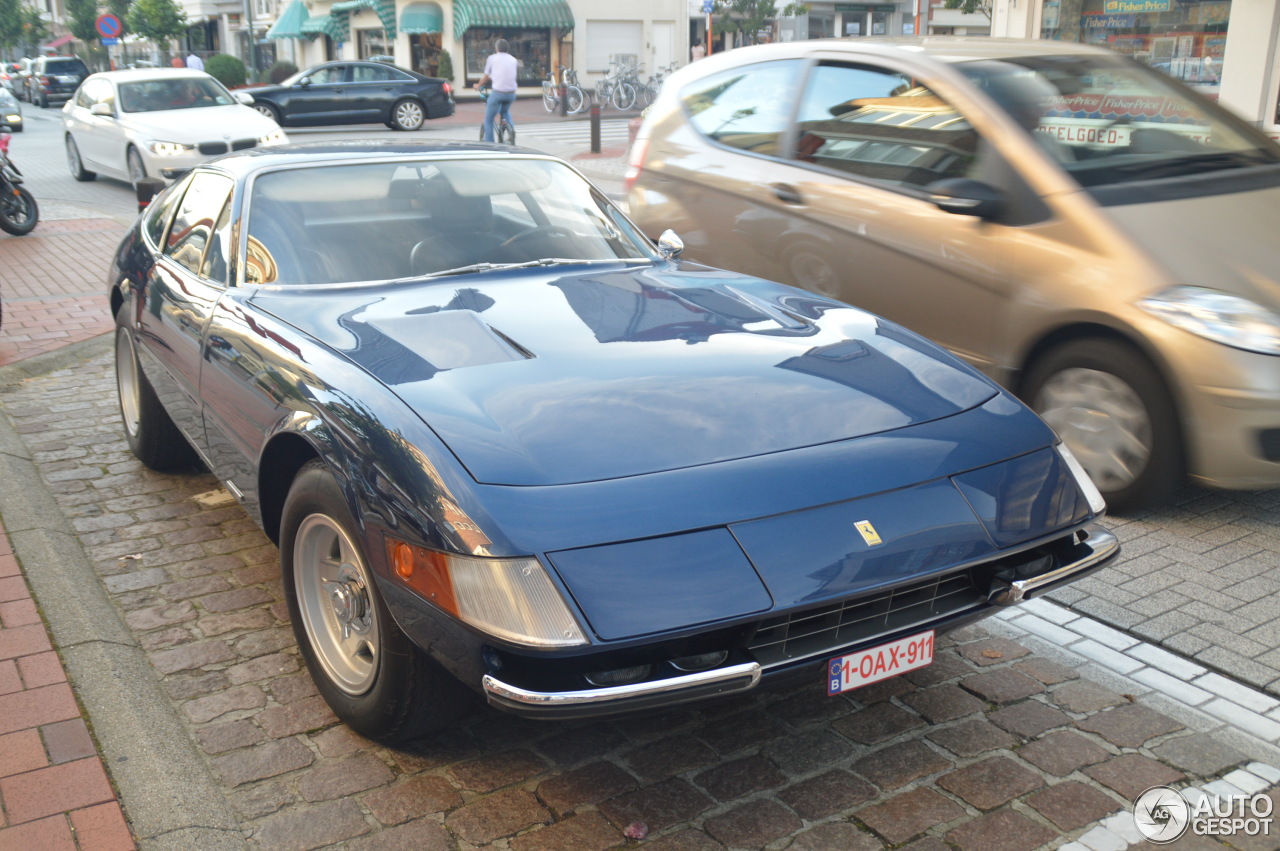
[135,177,166,210]
[235,91,254,105]
[656,229,684,259]
[298,77,311,88]
[924,178,1004,220]
[90,102,113,117]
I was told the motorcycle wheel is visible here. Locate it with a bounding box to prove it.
[0,183,38,235]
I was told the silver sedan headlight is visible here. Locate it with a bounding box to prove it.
[1138,286,1280,356]
[147,140,196,157]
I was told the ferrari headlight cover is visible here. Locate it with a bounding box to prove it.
[148,140,195,156]
[1056,442,1106,516]
[388,538,586,647]
[1138,286,1280,356]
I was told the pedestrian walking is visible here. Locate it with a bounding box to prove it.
[691,39,705,61]
[186,52,204,71]
[475,39,517,143]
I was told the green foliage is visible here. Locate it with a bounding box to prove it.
[941,0,992,18]
[126,0,186,42]
[713,0,810,45]
[0,0,23,49]
[66,0,99,43]
[204,53,246,88]
[107,0,131,36]
[268,60,297,83]
[20,6,48,53]
[436,47,452,82]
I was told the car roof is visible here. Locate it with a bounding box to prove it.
[699,36,1113,66]
[199,140,549,177]
[85,68,214,83]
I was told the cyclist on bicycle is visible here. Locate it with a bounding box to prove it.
[475,39,518,143]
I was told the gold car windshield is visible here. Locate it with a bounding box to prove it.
[956,54,1280,188]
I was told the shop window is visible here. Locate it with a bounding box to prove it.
[463,28,551,87]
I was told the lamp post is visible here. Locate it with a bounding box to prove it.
[244,0,258,81]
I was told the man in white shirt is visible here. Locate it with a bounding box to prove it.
[475,39,517,143]
[186,52,204,71]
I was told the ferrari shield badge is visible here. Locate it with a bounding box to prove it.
[855,520,883,547]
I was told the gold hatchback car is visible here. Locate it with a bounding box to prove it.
[627,38,1280,512]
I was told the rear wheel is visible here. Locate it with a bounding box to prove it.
[611,82,635,111]
[541,83,556,112]
[1024,338,1182,513]
[281,460,471,743]
[0,184,37,235]
[566,85,586,115]
[66,136,96,181]
[391,99,425,131]
[497,119,515,145]
[115,324,200,470]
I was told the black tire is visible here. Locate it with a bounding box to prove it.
[127,147,147,190]
[37,90,47,108]
[498,120,515,145]
[0,183,37,235]
[281,460,471,744]
[541,84,556,112]
[391,99,425,131]
[66,135,96,182]
[253,102,281,124]
[566,85,586,115]
[1023,338,1183,513]
[114,324,201,470]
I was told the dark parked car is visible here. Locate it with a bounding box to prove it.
[109,141,1117,743]
[27,55,90,107]
[246,60,454,131]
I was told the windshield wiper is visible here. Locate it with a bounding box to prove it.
[1113,150,1278,180]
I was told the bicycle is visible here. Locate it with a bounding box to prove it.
[541,65,587,115]
[477,87,515,144]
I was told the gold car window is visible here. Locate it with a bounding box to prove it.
[681,60,803,157]
[793,63,979,189]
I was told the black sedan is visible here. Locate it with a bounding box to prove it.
[246,60,454,131]
[110,141,1117,743]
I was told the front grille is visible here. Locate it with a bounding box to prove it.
[748,571,984,668]
[198,141,228,155]
[230,139,258,151]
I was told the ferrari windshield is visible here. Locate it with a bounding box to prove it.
[245,157,652,286]
[955,53,1280,188]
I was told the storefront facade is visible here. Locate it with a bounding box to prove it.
[992,0,1280,135]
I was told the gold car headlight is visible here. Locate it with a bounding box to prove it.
[1139,286,1280,356]
[387,538,587,647]
[148,140,195,156]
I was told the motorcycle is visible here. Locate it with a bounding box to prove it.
[0,131,38,236]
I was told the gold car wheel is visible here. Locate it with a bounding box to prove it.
[1034,366,1152,492]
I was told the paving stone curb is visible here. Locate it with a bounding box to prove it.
[0,338,245,849]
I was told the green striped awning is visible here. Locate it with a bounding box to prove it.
[452,0,575,38]
[400,2,443,34]
[328,0,397,38]
[266,0,310,39]
[330,0,371,11]
[301,11,348,40]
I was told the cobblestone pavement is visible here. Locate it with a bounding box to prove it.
[3,349,1280,850]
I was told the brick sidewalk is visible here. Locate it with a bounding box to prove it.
[0,520,134,849]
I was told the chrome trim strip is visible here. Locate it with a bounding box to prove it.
[482,661,762,708]
[1000,524,1120,604]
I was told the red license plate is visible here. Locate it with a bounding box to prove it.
[828,630,935,695]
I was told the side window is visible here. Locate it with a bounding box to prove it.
[163,173,234,279]
[83,78,114,110]
[199,194,234,284]
[143,174,192,247]
[680,60,803,156]
[352,64,396,82]
[308,66,344,85]
[791,63,980,189]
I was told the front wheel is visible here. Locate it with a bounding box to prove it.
[253,102,281,124]
[281,460,471,743]
[114,324,200,470]
[1024,338,1183,513]
[566,85,587,115]
[611,82,636,111]
[66,135,96,181]
[391,99,425,131]
[541,83,557,112]
[0,181,37,235]
[127,147,147,190]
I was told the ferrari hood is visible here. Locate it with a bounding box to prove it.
[254,264,998,486]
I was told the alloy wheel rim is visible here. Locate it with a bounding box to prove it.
[115,330,141,439]
[294,513,379,695]
[1034,366,1152,492]
[397,102,423,129]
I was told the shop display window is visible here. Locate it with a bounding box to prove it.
[463,28,551,86]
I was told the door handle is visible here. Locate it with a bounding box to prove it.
[772,183,804,205]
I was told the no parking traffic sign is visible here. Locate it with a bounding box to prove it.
[96,13,123,39]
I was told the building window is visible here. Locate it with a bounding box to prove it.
[1040,0,1229,97]
[463,28,551,86]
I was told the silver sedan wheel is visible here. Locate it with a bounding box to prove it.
[393,100,425,131]
[293,513,380,695]
[115,328,142,442]
[1033,366,1152,492]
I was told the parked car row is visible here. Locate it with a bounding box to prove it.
[5,56,90,107]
